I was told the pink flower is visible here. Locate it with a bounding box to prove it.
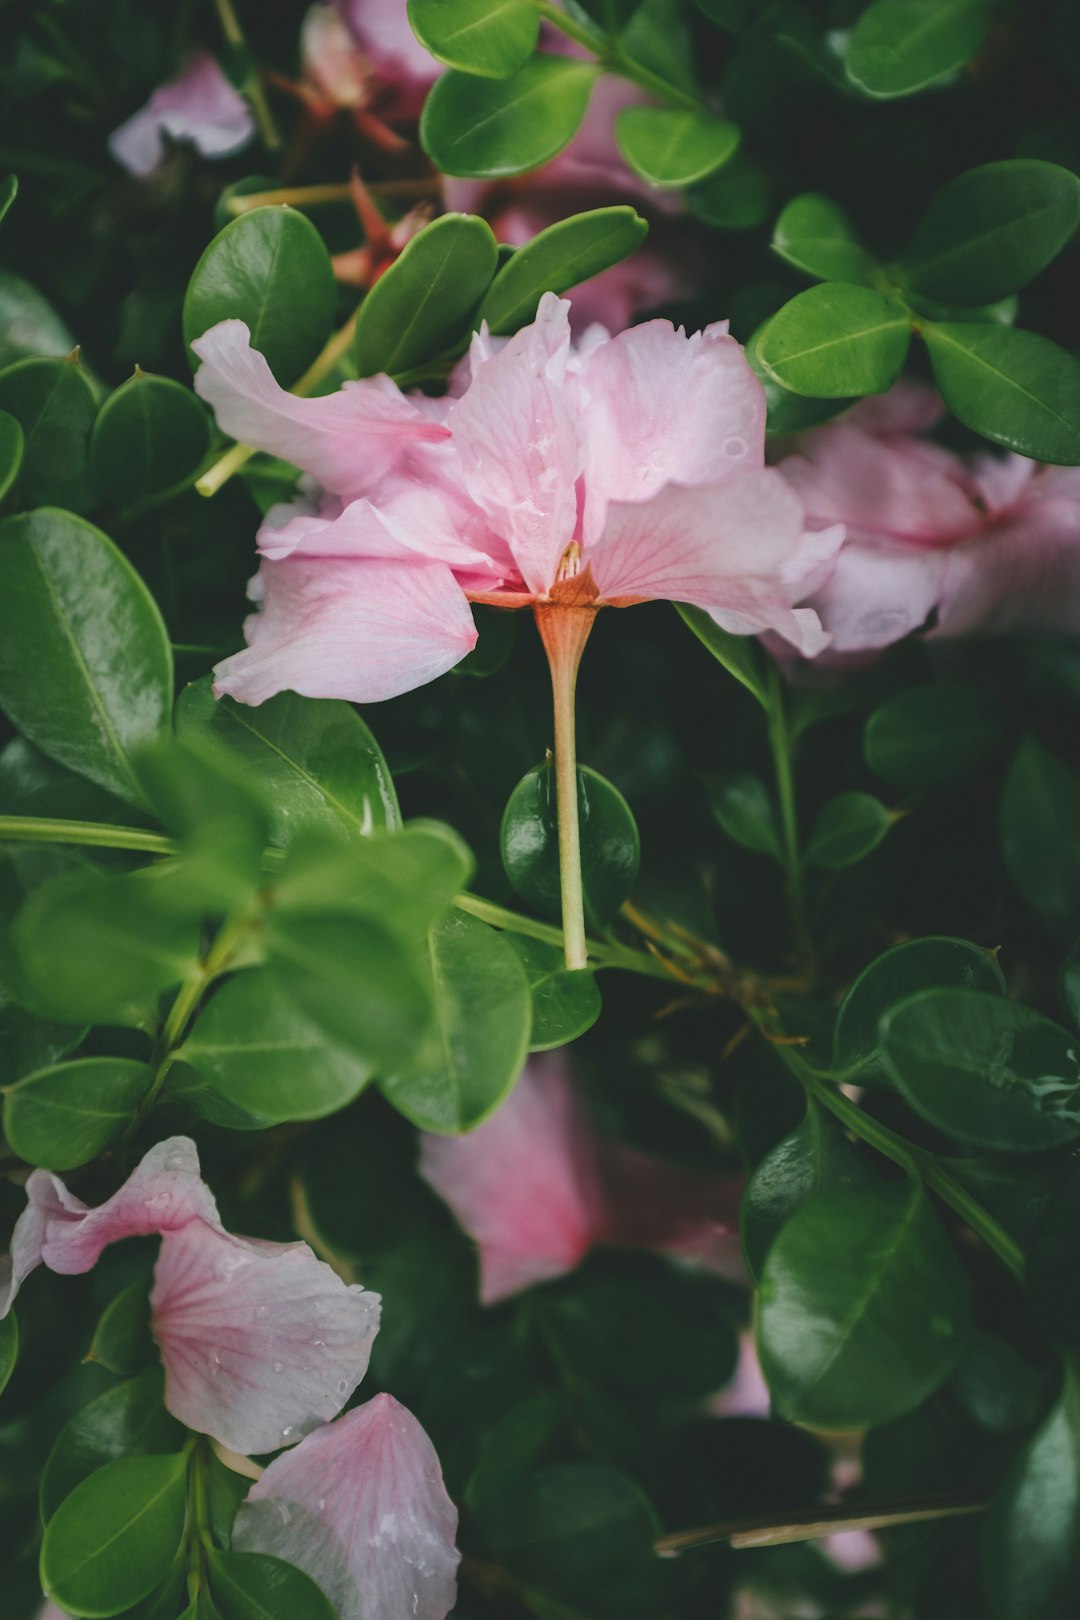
[419,1051,743,1303]
[108,51,254,177]
[193,293,839,707]
[778,383,1080,656]
[0,1138,380,1454]
[337,0,440,122]
[234,1393,460,1620]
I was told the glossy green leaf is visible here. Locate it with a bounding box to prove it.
[757,1180,971,1428]
[903,160,1080,304]
[0,407,23,501]
[3,1056,152,1170]
[1000,738,1080,926]
[923,321,1080,464]
[0,1311,17,1398]
[708,771,782,860]
[833,935,1006,1086]
[182,207,337,383]
[407,0,539,77]
[614,106,741,188]
[354,212,498,378]
[88,1280,156,1376]
[41,1451,188,1616]
[477,206,648,335]
[845,0,991,99]
[983,1372,1080,1620]
[864,680,1006,789]
[881,989,1080,1151]
[746,328,856,434]
[380,909,531,1132]
[0,268,78,367]
[91,372,210,509]
[40,1370,183,1523]
[675,603,769,704]
[177,966,372,1126]
[806,791,893,868]
[0,983,85,1089]
[273,822,473,942]
[771,192,878,285]
[0,355,97,511]
[420,55,599,178]
[1028,1169,1080,1353]
[0,509,172,807]
[507,936,602,1051]
[501,762,640,929]
[741,1103,874,1280]
[685,152,772,229]
[176,679,400,842]
[208,1549,337,1620]
[756,282,911,398]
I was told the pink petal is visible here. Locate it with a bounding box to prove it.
[935,478,1080,639]
[151,1221,380,1455]
[234,1393,460,1620]
[711,1331,772,1419]
[597,1141,745,1280]
[418,1053,607,1304]
[213,556,478,706]
[845,377,945,437]
[0,1183,51,1316]
[338,0,440,120]
[448,294,581,596]
[301,5,371,109]
[804,542,948,655]
[108,51,254,176]
[192,321,448,497]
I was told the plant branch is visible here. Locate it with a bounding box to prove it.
[765,660,810,958]
[212,0,280,150]
[533,1,702,110]
[656,1493,985,1554]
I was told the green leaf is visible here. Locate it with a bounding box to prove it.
[806,791,893,868]
[477,207,649,335]
[380,909,531,1133]
[845,0,991,99]
[0,983,85,1089]
[904,160,1080,304]
[0,173,16,226]
[406,0,539,77]
[1000,738,1080,927]
[3,1056,153,1170]
[675,603,769,704]
[182,207,337,384]
[0,407,23,501]
[208,1549,337,1620]
[833,935,1006,1086]
[176,966,372,1127]
[507,935,601,1051]
[420,55,600,179]
[757,1180,971,1428]
[740,1103,874,1280]
[88,1280,156,1376]
[273,822,473,941]
[0,1311,17,1398]
[880,989,1080,1151]
[0,268,78,367]
[41,1451,188,1616]
[756,282,911,398]
[40,1370,183,1522]
[354,212,498,378]
[983,1372,1080,1620]
[176,679,400,842]
[501,762,640,930]
[91,372,210,509]
[771,192,878,285]
[864,680,1006,790]
[685,153,772,230]
[614,106,741,188]
[922,321,1080,464]
[708,771,782,860]
[746,328,857,434]
[1028,1169,1080,1354]
[466,1392,566,1510]
[0,356,97,511]
[0,509,172,808]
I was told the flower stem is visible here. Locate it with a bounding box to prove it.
[212,0,280,150]
[534,603,597,972]
[765,660,809,958]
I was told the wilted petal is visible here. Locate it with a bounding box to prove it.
[108,51,254,177]
[152,1221,380,1455]
[213,556,477,706]
[192,321,448,499]
[235,1393,460,1620]
[419,1053,607,1304]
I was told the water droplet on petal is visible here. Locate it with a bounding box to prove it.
[722,436,747,458]
[273,1361,284,1373]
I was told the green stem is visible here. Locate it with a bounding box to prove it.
[212,0,280,150]
[185,1436,214,1604]
[0,815,176,854]
[534,604,597,972]
[455,892,675,981]
[533,0,702,110]
[765,661,809,955]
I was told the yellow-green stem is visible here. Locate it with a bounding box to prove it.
[534,603,597,972]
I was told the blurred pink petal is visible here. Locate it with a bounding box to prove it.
[234,1393,460,1620]
[301,5,373,110]
[191,321,448,496]
[213,555,477,705]
[599,1141,744,1279]
[711,1331,772,1418]
[338,0,440,120]
[152,1220,380,1455]
[108,51,254,177]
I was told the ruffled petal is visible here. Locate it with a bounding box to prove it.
[108,51,254,177]
[234,1394,460,1620]
[213,556,478,706]
[151,1221,380,1455]
[192,321,448,498]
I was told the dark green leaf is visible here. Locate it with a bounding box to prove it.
[741,1103,874,1280]
[983,1372,1080,1620]
[420,56,599,178]
[88,1280,156,1376]
[771,192,878,285]
[0,173,16,226]
[881,989,1080,1151]
[182,208,337,384]
[466,1392,566,1509]
[923,321,1080,464]
[685,153,772,229]
[40,1370,182,1523]
[675,603,769,704]
[845,0,991,99]
[806,791,893,868]
[406,0,539,77]
[3,1056,153,1170]
[91,372,210,509]
[708,771,782,860]
[0,268,78,367]
[477,207,648,335]
[864,681,1006,789]
[756,282,911,397]
[501,761,640,930]
[507,935,601,1050]
[0,984,85,1089]
[757,1180,971,1428]
[0,1311,17,1398]
[354,213,498,379]
[1000,738,1080,925]
[0,356,97,511]
[0,407,23,501]
[1028,1169,1080,1353]
[208,1549,337,1620]
[614,106,741,188]
[0,509,172,807]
